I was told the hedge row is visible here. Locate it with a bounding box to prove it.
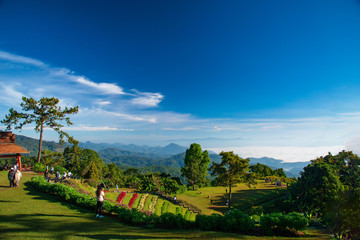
[27,176,308,235]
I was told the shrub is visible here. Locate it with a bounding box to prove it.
[260,212,282,234]
[196,214,223,231]
[260,212,308,234]
[130,208,147,225]
[158,213,185,229]
[283,212,308,231]
[222,209,255,233]
[33,163,46,172]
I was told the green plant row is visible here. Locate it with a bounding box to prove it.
[148,195,158,213]
[137,193,149,210]
[27,176,309,235]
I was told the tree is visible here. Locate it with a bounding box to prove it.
[290,163,343,216]
[87,161,100,181]
[250,163,273,177]
[80,149,104,178]
[181,143,211,190]
[63,138,83,176]
[1,96,78,163]
[209,151,254,209]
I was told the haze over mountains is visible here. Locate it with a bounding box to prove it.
[15,134,308,177]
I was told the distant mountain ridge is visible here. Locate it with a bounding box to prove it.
[79,141,188,155]
[14,134,309,176]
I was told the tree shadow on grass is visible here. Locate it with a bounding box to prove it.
[0,213,180,240]
[208,187,286,214]
[0,200,19,203]
[23,183,95,214]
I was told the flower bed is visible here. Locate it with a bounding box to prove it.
[128,193,138,209]
[148,196,158,213]
[117,192,126,204]
[26,176,309,236]
[137,194,148,210]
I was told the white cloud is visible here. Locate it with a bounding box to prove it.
[96,100,112,106]
[162,127,198,131]
[208,145,346,162]
[0,50,46,67]
[130,90,164,107]
[72,76,125,95]
[2,50,360,155]
[65,125,132,131]
[0,83,24,107]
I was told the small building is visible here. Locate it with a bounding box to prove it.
[0,131,29,171]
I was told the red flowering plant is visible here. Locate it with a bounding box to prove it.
[128,193,138,209]
[117,192,126,204]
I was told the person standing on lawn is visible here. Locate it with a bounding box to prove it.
[95,183,105,218]
[8,167,15,187]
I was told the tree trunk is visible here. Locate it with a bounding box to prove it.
[228,179,232,210]
[37,126,44,163]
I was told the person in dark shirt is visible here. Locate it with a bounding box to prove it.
[8,168,15,187]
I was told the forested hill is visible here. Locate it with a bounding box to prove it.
[14,134,307,176]
[79,141,187,155]
[15,135,67,157]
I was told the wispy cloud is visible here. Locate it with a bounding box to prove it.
[162,127,198,131]
[64,125,134,131]
[0,83,24,106]
[72,76,125,95]
[208,145,345,162]
[0,50,46,67]
[130,90,164,107]
[1,50,360,162]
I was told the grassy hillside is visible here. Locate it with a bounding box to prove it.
[0,171,330,239]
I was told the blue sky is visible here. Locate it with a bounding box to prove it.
[1,0,360,162]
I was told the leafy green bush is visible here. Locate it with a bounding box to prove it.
[260,212,308,234]
[222,209,255,233]
[158,213,185,229]
[282,212,308,231]
[196,214,223,231]
[33,163,46,172]
[260,212,282,234]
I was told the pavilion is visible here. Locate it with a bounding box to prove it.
[0,131,29,171]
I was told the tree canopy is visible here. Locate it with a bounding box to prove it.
[1,96,78,162]
[181,143,211,190]
[290,151,360,239]
[209,151,255,209]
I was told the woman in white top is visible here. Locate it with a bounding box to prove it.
[95,183,105,218]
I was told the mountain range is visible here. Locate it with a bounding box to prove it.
[14,134,309,177]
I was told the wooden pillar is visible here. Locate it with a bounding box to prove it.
[16,154,22,171]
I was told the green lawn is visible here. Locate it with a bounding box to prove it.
[0,171,330,239]
[176,182,286,215]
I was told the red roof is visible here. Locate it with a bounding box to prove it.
[0,143,29,155]
[0,132,29,155]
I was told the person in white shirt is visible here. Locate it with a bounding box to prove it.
[95,183,105,218]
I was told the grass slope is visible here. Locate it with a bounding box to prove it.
[176,182,285,215]
[0,171,330,240]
